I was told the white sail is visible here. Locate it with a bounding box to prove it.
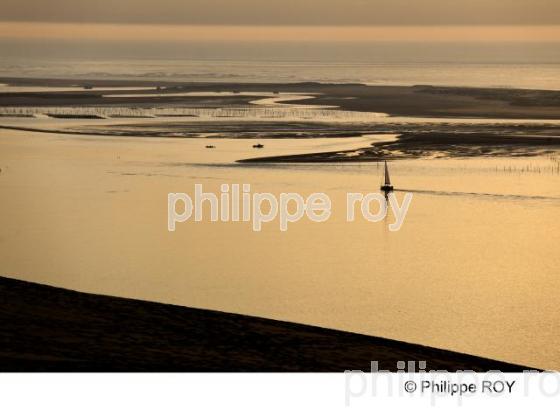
[384,161,391,186]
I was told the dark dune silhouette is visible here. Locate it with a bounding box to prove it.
[0,276,536,372]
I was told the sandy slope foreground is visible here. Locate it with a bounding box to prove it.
[0,277,535,372]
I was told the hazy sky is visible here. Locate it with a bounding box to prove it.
[0,1,559,65]
[1,0,559,25]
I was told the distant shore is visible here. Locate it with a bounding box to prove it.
[0,276,536,372]
[238,132,560,162]
[2,77,560,119]
[2,77,559,162]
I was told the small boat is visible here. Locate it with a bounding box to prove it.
[252,144,264,149]
[380,160,394,195]
[205,145,216,149]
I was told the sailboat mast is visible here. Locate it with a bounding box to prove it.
[384,160,391,185]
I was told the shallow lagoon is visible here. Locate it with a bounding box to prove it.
[0,126,559,369]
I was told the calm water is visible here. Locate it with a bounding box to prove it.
[1,126,559,369]
[2,58,560,90]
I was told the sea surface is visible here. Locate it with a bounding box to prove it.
[1,54,560,368]
[1,124,559,369]
[1,58,560,90]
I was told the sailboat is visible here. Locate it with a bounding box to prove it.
[380,160,394,195]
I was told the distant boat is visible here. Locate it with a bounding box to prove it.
[252,144,264,149]
[205,145,216,149]
[380,160,394,195]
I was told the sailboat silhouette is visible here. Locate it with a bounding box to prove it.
[380,160,394,195]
